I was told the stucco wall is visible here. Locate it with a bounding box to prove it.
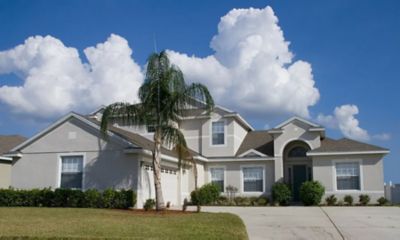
[11,118,139,191]
[206,160,275,197]
[313,154,385,202]
[272,120,321,181]
[0,161,11,188]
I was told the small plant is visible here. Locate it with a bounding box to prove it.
[299,181,325,206]
[337,200,344,206]
[325,195,337,206]
[272,183,292,206]
[144,199,155,211]
[377,197,389,206]
[359,194,370,206]
[225,185,238,202]
[257,196,269,206]
[182,198,188,212]
[344,195,353,205]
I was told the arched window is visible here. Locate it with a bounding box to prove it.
[288,146,307,158]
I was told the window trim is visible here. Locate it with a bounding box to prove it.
[208,166,226,193]
[210,119,227,147]
[332,159,363,192]
[146,125,156,133]
[240,164,265,194]
[57,153,86,190]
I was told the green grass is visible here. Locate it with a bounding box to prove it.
[0,208,248,240]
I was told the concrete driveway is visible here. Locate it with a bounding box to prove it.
[200,206,400,240]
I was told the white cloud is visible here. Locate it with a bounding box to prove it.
[167,6,320,118]
[317,104,389,142]
[372,133,391,141]
[0,34,144,118]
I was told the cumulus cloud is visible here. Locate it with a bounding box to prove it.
[0,34,143,118]
[167,6,320,118]
[317,104,390,142]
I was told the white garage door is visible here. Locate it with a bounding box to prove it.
[141,164,179,207]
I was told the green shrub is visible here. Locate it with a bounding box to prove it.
[240,197,252,206]
[325,195,337,206]
[102,188,116,208]
[272,183,292,206]
[124,190,137,208]
[359,194,370,206]
[82,189,101,208]
[344,195,353,205]
[216,196,229,205]
[190,183,220,205]
[257,196,269,206]
[144,199,155,211]
[377,197,389,206]
[0,188,135,209]
[249,197,259,206]
[299,181,325,206]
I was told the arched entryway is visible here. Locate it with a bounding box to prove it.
[283,141,312,202]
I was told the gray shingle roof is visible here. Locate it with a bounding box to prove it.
[0,135,27,155]
[235,131,274,157]
[85,117,201,158]
[309,137,388,153]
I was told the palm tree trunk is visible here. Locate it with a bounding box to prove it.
[153,132,165,211]
[191,157,201,213]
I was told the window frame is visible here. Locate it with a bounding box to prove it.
[147,125,156,133]
[209,166,226,193]
[58,153,85,190]
[332,159,363,192]
[240,165,265,194]
[210,119,227,147]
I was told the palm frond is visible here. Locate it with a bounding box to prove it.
[100,102,146,134]
[161,124,190,167]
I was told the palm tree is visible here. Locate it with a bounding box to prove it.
[101,51,214,211]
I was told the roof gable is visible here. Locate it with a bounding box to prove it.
[275,116,321,129]
[235,131,274,157]
[10,112,135,153]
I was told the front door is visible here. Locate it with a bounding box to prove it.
[292,165,307,202]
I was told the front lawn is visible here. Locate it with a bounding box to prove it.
[0,208,248,239]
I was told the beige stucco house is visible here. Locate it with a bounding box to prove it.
[4,104,389,207]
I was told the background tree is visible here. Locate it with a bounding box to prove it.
[101,51,214,211]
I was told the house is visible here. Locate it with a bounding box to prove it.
[5,103,389,207]
[0,135,26,188]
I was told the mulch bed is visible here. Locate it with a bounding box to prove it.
[113,208,195,215]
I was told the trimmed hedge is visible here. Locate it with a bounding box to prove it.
[0,188,136,209]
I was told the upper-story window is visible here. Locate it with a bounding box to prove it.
[288,147,307,158]
[212,121,225,145]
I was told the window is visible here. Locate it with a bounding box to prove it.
[212,121,225,145]
[336,162,360,190]
[61,155,83,189]
[288,147,307,157]
[210,168,224,192]
[147,125,155,133]
[243,167,263,192]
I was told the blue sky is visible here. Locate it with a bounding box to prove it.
[0,0,399,182]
